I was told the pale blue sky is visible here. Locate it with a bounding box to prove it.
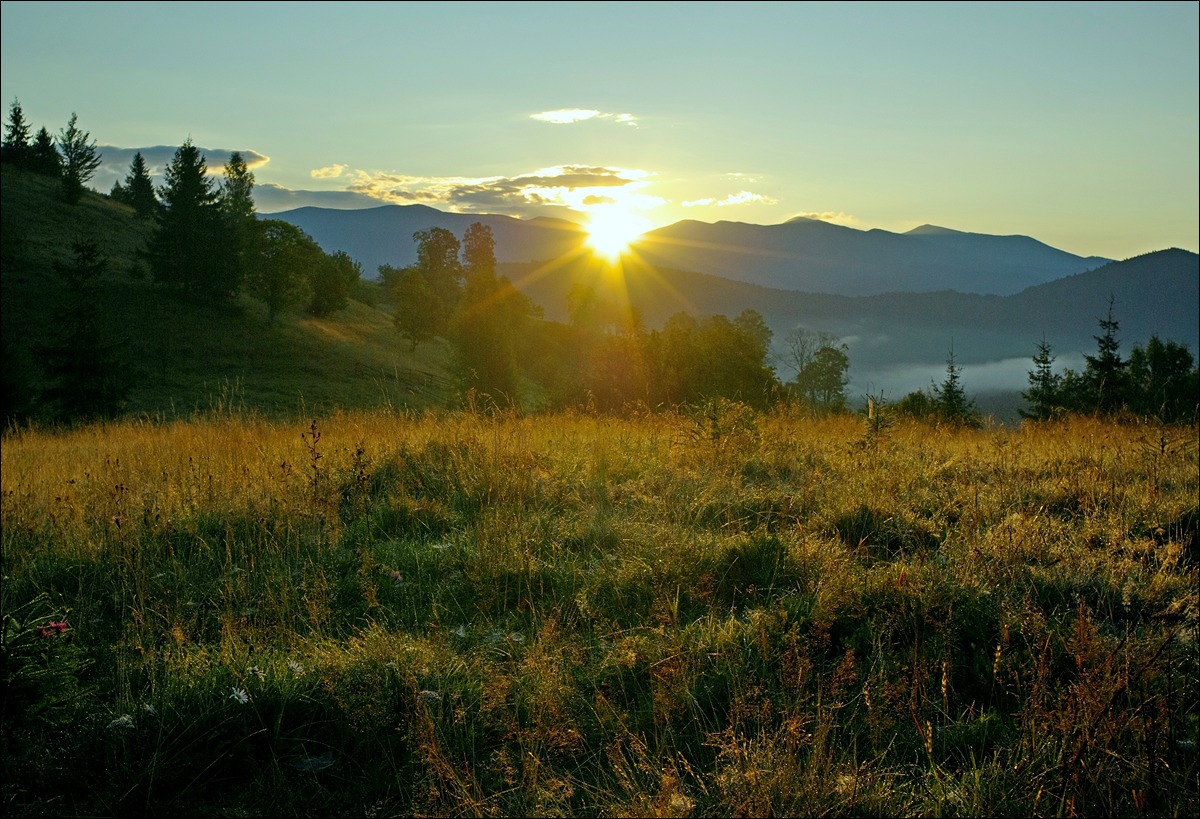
[2,0,1196,259]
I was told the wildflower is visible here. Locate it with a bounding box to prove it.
[418,690,442,703]
[38,619,69,638]
[248,665,266,682]
[287,659,305,676]
[142,703,157,715]
[230,687,250,705]
[432,541,451,552]
[451,625,467,638]
[108,714,135,729]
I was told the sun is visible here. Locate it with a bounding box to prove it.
[584,208,648,261]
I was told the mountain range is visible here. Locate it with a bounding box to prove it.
[267,203,1197,408]
[267,204,1112,297]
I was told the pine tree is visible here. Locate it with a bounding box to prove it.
[38,237,132,420]
[2,98,32,166]
[1020,337,1062,420]
[148,139,238,301]
[932,346,980,426]
[1082,295,1128,414]
[30,126,62,176]
[122,152,159,217]
[58,112,102,204]
[219,151,256,221]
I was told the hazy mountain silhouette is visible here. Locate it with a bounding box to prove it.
[268,205,1110,297]
[502,247,1197,400]
[627,217,1111,295]
[266,204,588,276]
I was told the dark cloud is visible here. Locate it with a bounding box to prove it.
[92,144,270,193]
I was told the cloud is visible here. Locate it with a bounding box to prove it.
[310,163,348,180]
[682,190,776,208]
[791,211,859,226]
[337,164,655,217]
[92,144,270,192]
[531,108,638,126]
[252,183,386,213]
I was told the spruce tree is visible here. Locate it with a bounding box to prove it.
[1020,337,1062,420]
[149,140,239,301]
[38,237,132,420]
[122,152,159,217]
[3,98,32,166]
[1082,296,1128,414]
[30,126,62,176]
[933,346,980,426]
[58,112,102,204]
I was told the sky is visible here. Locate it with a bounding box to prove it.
[2,0,1196,260]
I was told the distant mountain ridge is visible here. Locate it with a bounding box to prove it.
[266,204,1111,297]
[629,217,1111,295]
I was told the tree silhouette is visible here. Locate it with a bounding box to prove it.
[1081,295,1128,414]
[309,250,361,317]
[148,139,238,301]
[245,220,320,324]
[2,98,31,166]
[932,346,979,426]
[57,112,102,204]
[30,127,62,176]
[450,223,534,405]
[38,237,132,420]
[1127,336,1198,423]
[1020,336,1062,421]
[111,152,158,217]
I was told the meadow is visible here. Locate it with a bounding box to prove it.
[2,404,1197,817]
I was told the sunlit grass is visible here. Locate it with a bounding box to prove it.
[2,407,1196,816]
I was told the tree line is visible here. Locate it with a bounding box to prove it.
[3,100,363,421]
[4,99,1195,425]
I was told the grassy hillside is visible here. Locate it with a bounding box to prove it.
[1,168,457,421]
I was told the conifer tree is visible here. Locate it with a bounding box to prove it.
[3,98,32,166]
[121,152,159,217]
[1020,337,1062,420]
[932,346,980,426]
[30,126,62,176]
[219,151,256,221]
[1081,296,1128,414]
[58,112,102,204]
[38,236,132,420]
[148,139,239,301]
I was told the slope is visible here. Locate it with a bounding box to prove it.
[1,168,455,422]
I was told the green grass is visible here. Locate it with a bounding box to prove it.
[2,408,1196,817]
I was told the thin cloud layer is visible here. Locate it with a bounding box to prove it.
[340,164,654,217]
[792,211,859,226]
[682,190,776,208]
[530,109,638,126]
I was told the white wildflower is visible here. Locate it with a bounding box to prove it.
[248,665,266,682]
[108,714,135,729]
[418,689,442,703]
[288,659,305,676]
[230,687,250,705]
